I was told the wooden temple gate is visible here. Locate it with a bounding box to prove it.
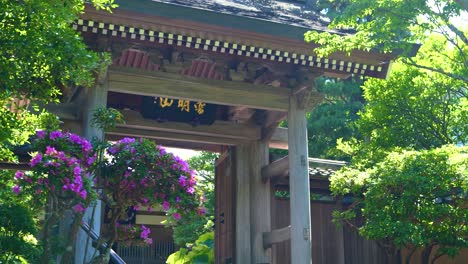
[42,1,398,263]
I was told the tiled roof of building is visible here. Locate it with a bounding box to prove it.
[151,0,345,33]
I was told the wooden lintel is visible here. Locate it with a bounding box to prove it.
[107,66,290,111]
[107,127,244,146]
[263,226,291,249]
[119,110,261,140]
[261,155,289,183]
[42,103,80,120]
[0,162,30,171]
[106,134,222,152]
[270,127,288,149]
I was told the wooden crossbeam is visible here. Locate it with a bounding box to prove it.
[107,126,244,146]
[262,156,347,182]
[261,155,289,182]
[269,127,288,150]
[107,66,291,111]
[263,226,291,249]
[118,110,260,140]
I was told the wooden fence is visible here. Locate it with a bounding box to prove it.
[271,196,396,264]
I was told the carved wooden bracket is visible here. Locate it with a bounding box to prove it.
[296,88,324,111]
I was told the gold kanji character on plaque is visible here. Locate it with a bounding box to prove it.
[159,98,174,108]
[178,99,190,112]
[194,102,206,115]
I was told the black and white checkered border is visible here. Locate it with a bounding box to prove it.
[74,19,384,76]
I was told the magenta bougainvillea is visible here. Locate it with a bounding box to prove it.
[101,138,205,245]
[13,130,205,254]
[14,130,96,213]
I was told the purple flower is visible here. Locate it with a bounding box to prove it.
[49,130,63,140]
[144,238,153,245]
[176,196,182,203]
[73,204,85,213]
[108,146,119,155]
[12,185,20,194]
[45,146,57,155]
[186,187,195,194]
[87,155,96,166]
[119,138,135,144]
[140,225,151,239]
[79,190,87,199]
[36,130,46,139]
[69,133,82,144]
[178,176,187,187]
[197,207,207,216]
[15,171,24,179]
[73,166,82,177]
[81,140,92,153]
[173,213,181,220]
[30,153,43,167]
[162,201,170,211]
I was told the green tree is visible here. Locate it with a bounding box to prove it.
[307,1,468,261]
[0,1,115,261]
[307,76,364,160]
[0,0,116,161]
[306,0,468,83]
[171,152,218,247]
[331,146,468,263]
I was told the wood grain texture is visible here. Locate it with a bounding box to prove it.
[108,66,290,111]
[118,110,261,140]
[287,95,312,264]
[261,155,289,183]
[263,226,291,249]
[75,69,108,264]
[250,141,272,263]
[235,145,251,264]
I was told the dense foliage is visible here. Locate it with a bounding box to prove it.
[171,152,217,247]
[332,146,468,263]
[0,0,115,102]
[166,232,215,264]
[303,1,468,261]
[94,137,205,262]
[307,76,364,160]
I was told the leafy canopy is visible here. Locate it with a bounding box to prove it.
[331,146,468,261]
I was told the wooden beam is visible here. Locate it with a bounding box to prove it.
[250,141,271,263]
[108,66,290,111]
[270,127,288,150]
[263,226,291,249]
[106,134,222,152]
[75,68,108,264]
[118,110,261,140]
[107,126,244,146]
[235,145,251,264]
[0,162,30,171]
[288,94,312,264]
[261,155,289,183]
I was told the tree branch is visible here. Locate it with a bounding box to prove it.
[446,22,468,46]
[404,59,468,83]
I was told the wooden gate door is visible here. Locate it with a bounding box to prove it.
[215,148,235,264]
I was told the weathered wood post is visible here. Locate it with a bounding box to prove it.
[288,93,312,263]
[75,68,108,264]
[250,141,271,263]
[236,144,252,264]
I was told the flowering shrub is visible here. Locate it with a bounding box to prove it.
[98,138,205,248]
[13,130,97,263]
[14,130,96,213]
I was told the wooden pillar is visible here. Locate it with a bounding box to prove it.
[288,95,312,263]
[249,141,271,263]
[75,70,108,264]
[236,144,252,264]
